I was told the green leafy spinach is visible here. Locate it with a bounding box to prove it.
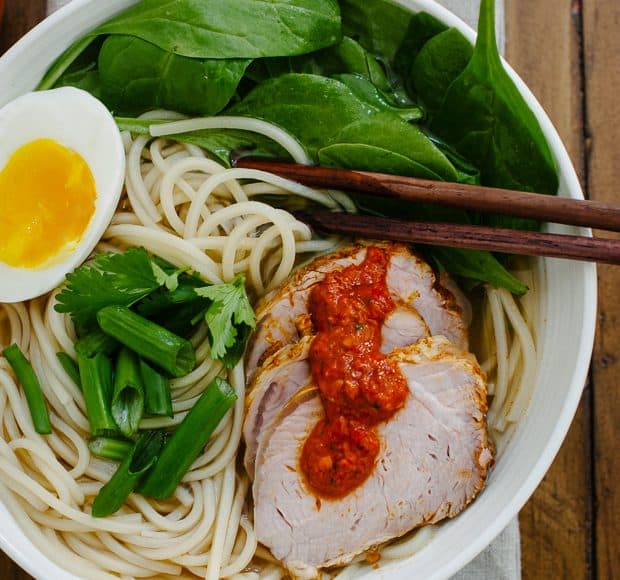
[428,0,559,228]
[98,35,250,116]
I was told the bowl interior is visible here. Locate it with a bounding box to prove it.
[0,1,596,579]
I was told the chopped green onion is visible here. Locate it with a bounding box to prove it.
[89,437,133,461]
[140,359,173,417]
[139,377,237,499]
[3,344,51,435]
[75,329,119,358]
[56,352,82,390]
[92,431,165,517]
[112,348,145,437]
[97,306,195,378]
[78,352,117,436]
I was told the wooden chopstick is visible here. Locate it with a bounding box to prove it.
[293,210,620,265]
[235,159,620,233]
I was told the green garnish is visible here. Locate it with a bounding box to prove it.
[78,352,117,437]
[55,248,163,334]
[92,431,165,517]
[3,344,51,435]
[75,329,119,358]
[150,262,188,292]
[140,360,173,418]
[56,352,82,390]
[139,377,237,499]
[112,348,145,437]
[97,306,196,378]
[195,273,256,367]
[89,436,133,461]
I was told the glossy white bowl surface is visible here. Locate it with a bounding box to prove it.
[0,1,596,579]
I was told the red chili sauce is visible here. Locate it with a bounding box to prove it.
[300,247,409,498]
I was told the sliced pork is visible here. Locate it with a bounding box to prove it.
[244,305,431,479]
[245,243,467,382]
[252,336,493,578]
[244,336,313,479]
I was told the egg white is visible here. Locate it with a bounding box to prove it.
[0,87,125,302]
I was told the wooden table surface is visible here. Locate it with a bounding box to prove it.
[1,1,618,579]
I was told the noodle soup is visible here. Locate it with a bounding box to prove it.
[0,1,596,579]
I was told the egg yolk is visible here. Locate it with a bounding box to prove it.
[0,138,97,269]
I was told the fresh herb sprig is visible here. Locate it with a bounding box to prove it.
[55,249,256,366]
[55,248,163,334]
[195,273,257,367]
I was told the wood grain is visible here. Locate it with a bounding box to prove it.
[583,0,620,577]
[0,0,46,55]
[505,1,593,579]
[1,1,617,580]
[1,2,45,578]
[236,159,620,233]
[294,210,620,264]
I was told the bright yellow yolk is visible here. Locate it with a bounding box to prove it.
[0,138,97,269]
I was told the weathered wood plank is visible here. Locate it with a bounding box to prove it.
[0,3,43,576]
[582,0,620,578]
[0,2,607,580]
[0,0,46,55]
[0,557,32,580]
[505,1,592,579]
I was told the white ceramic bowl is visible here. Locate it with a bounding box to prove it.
[0,1,596,579]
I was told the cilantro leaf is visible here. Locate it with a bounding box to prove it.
[194,274,256,367]
[55,248,161,334]
[151,262,189,292]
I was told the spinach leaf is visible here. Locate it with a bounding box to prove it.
[244,38,418,115]
[333,74,422,122]
[51,36,105,96]
[98,36,250,116]
[393,11,448,79]
[338,3,449,104]
[429,0,559,227]
[232,73,458,179]
[314,36,391,91]
[245,37,391,90]
[409,28,473,114]
[319,143,444,180]
[428,247,528,295]
[230,74,378,157]
[428,134,481,185]
[318,112,457,181]
[55,68,102,98]
[115,118,290,167]
[39,0,341,90]
[339,1,449,79]
[97,0,341,58]
[340,0,413,62]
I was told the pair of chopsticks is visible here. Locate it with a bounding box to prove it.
[234,159,620,265]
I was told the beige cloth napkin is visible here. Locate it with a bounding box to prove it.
[46,1,519,579]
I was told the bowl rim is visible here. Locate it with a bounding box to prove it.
[0,1,597,579]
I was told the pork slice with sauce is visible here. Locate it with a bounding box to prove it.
[244,304,431,480]
[243,336,313,479]
[252,336,494,579]
[244,242,467,382]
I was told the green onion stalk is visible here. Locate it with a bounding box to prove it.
[140,359,173,417]
[78,352,117,436]
[97,306,195,378]
[92,430,165,517]
[139,377,237,499]
[3,344,51,435]
[112,348,145,437]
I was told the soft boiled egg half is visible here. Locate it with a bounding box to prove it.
[0,87,125,302]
